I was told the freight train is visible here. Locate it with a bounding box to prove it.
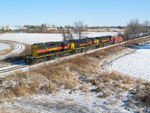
[25,32,150,64]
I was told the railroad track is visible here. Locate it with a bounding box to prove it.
[0,65,27,74]
[0,41,25,76]
[0,41,25,60]
[0,36,149,77]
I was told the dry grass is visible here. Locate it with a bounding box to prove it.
[64,56,99,76]
[0,55,99,100]
[79,83,91,92]
[88,45,126,61]
[133,82,150,106]
[124,36,150,47]
[12,86,29,97]
[89,72,135,96]
[40,82,58,93]
[0,36,150,103]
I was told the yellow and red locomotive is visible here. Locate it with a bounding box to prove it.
[25,35,123,64]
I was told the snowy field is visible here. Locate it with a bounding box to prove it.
[0,90,138,113]
[110,43,150,81]
[0,43,10,50]
[0,32,118,44]
[0,41,149,113]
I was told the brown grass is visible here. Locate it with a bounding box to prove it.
[0,55,99,100]
[0,36,150,103]
[124,36,150,47]
[59,56,99,76]
[134,82,150,106]
[34,62,81,89]
[12,86,28,97]
[40,82,57,93]
[89,71,136,96]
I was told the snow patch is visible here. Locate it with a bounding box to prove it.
[0,90,132,113]
[110,44,150,81]
[0,43,10,50]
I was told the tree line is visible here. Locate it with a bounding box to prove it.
[59,21,87,41]
[0,20,150,42]
[124,19,150,40]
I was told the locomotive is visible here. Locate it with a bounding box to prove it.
[25,35,123,64]
[25,32,150,64]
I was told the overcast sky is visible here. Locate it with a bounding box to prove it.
[0,0,150,26]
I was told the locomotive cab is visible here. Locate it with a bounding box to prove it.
[68,41,75,50]
[25,34,125,65]
[25,44,39,64]
[67,40,78,50]
[31,43,40,57]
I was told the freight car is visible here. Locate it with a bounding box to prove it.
[126,32,150,40]
[25,35,124,64]
[111,36,123,43]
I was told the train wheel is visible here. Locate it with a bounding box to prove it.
[70,50,75,54]
[47,56,51,60]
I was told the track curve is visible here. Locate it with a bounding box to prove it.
[0,41,25,60]
[0,41,26,76]
[0,42,25,60]
[0,36,150,77]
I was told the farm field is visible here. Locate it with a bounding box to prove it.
[0,0,150,112]
[0,32,118,44]
[0,33,149,113]
[110,43,150,81]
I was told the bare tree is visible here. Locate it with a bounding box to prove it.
[66,26,73,40]
[59,26,73,42]
[144,20,150,32]
[73,21,86,40]
[125,19,139,34]
[40,24,48,32]
[124,19,148,40]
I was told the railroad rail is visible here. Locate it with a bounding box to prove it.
[0,41,25,76]
[0,35,150,77]
[0,65,27,74]
[0,41,25,60]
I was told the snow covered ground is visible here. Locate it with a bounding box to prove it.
[0,32,118,44]
[110,43,150,81]
[0,42,150,113]
[1,88,149,113]
[0,43,10,50]
[0,90,138,113]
